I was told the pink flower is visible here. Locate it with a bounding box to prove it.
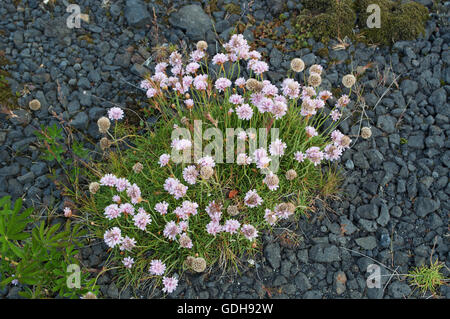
[183,165,198,185]
[224,219,240,234]
[115,177,131,192]
[324,144,342,161]
[186,62,200,74]
[318,90,332,100]
[237,131,247,140]
[253,148,271,169]
[146,87,157,98]
[229,94,244,105]
[250,60,268,75]
[140,80,152,90]
[337,95,350,107]
[236,153,252,165]
[269,139,287,156]
[133,211,151,230]
[244,189,263,208]
[241,224,258,241]
[184,99,194,108]
[122,257,134,269]
[282,79,300,99]
[179,233,193,249]
[264,209,277,225]
[152,72,167,83]
[104,227,122,248]
[171,138,192,151]
[215,77,232,92]
[155,201,169,215]
[331,130,344,144]
[197,155,215,168]
[236,103,253,120]
[119,203,135,216]
[155,62,168,73]
[100,174,118,187]
[104,204,121,220]
[262,81,278,96]
[120,236,136,251]
[163,221,181,240]
[190,49,205,62]
[112,195,121,203]
[294,151,305,162]
[193,74,208,90]
[126,183,141,204]
[108,107,124,121]
[305,146,324,166]
[331,110,341,121]
[169,51,182,66]
[305,126,318,138]
[182,200,199,217]
[206,221,223,236]
[159,154,171,167]
[271,100,287,119]
[149,259,166,275]
[179,221,189,232]
[162,276,178,294]
[212,53,228,65]
[63,207,72,218]
[235,77,246,87]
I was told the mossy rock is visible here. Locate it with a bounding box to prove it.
[293,0,428,46]
[295,0,356,43]
[356,0,429,45]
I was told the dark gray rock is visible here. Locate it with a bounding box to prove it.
[169,5,213,40]
[356,204,379,220]
[310,244,341,263]
[388,281,411,298]
[377,115,397,134]
[355,236,377,250]
[294,272,311,292]
[414,197,440,217]
[124,0,151,28]
[264,242,281,270]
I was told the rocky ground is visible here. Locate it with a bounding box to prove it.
[0,0,448,299]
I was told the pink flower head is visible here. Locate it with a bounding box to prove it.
[262,81,278,96]
[331,109,341,121]
[162,276,178,294]
[63,207,72,217]
[324,143,343,161]
[215,77,232,92]
[253,148,271,169]
[235,77,246,87]
[159,154,171,167]
[294,151,305,163]
[318,90,332,100]
[171,138,192,151]
[186,62,200,74]
[120,236,136,251]
[190,49,205,62]
[155,62,168,73]
[331,130,344,144]
[236,153,252,165]
[126,183,141,204]
[236,103,253,120]
[155,201,169,215]
[149,259,166,276]
[163,221,181,240]
[108,107,124,121]
[229,94,244,105]
[133,211,151,230]
[115,177,131,192]
[305,126,318,138]
[119,203,135,216]
[169,51,182,66]
[271,100,287,119]
[250,60,268,75]
[264,209,277,225]
[179,220,189,232]
[193,74,208,90]
[122,257,134,269]
[112,195,121,203]
[282,79,300,99]
[104,227,122,248]
[182,200,199,217]
[140,79,152,90]
[205,201,223,222]
[184,99,194,108]
[241,224,258,241]
[212,53,228,65]
[100,174,118,187]
[305,146,324,166]
[244,189,263,208]
[146,87,157,98]
[183,165,198,185]
[197,155,215,168]
[269,139,287,156]
[337,95,350,107]
[224,219,240,234]
[179,233,193,249]
[206,221,223,236]
[104,204,121,220]
[255,97,273,114]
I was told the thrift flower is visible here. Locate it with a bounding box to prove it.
[104,227,122,248]
[241,224,258,241]
[133,211,151,230]
[236,103,253,120]
[244,189,263,208]
[149,259,166,276]
[163,221,181,240]
[122,257,134,269]
[107,107,124,121]
[120,236,136,252]
[224,219,241,234]
[162,276,178,294]
[155,201,169,215]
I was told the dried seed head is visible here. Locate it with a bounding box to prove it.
[29,99,41,111]
[100,137,111,150]
[342,74,356,88]
[286,202,296,213]
[340,135,351,148]
[97,116,111,134]
[308,73,322,87]
[285,169,297,181]
[196,40,208,51]
[179,234,192,248]
[82,292,97,299]
[191,257,207,272]
[89,182,100,194]
[132,162,144,173]
[263,173,279,190]
[290,58,305,73]
[309,64,323,75]
[361,127,372,139]
[227,205,239,216]
[245,78,262,91]
[200,166,214,179]
[181,117,189,126]
[185,256,195,267]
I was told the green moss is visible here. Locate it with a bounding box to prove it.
[316,47,329,58]
[0,51,19,110]
[292,0,429,47]
[224,3,241,15]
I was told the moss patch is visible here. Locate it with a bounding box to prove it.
[0,51,19,110]
[292,0,429,46]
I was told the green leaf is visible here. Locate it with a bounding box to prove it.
[7,241,24,258]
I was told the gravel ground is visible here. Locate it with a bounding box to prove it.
[0,0,448,299]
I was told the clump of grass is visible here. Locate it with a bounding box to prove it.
[76,35,356,294]
[0,50,19,110]
[406,259,448,296]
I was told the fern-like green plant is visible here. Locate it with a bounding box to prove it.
[0,196,98,298]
